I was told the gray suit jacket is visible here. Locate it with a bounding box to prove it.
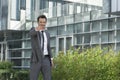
[29,27,52,64]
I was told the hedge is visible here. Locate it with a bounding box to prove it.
[52,47,120,80]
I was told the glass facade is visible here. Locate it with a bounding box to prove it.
[103,0,120,15]
[0,0,8,30]
[2,0,120,69]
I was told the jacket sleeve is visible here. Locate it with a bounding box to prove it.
[29,27,37,37]
[48,33,52,58]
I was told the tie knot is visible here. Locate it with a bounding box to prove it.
[41,31,44,33]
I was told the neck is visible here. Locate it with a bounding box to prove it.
[38,26,45,30]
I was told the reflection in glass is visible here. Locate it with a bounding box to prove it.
[59,38,64,51]
[101,20,108,30]
[58,26,65,35]
[24,50,31,57]
[74,23,83,33]
[66,37,72,50]
[92,21,100,32]
[91,33,99,43]
[84,22,90,32]
[101,32,108,42]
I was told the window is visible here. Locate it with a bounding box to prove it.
[74,23,83,33]
[20,0,26,10]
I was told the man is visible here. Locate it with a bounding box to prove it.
[29,15,53,80]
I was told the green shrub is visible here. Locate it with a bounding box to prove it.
[52,47,120,80]
[0,61,13,69]
[0,61,13,80]
[13,70,29,80]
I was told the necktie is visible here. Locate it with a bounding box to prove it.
[41,31,44,51]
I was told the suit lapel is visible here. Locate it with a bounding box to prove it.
[44,30,49,47]
[37,31,42,50]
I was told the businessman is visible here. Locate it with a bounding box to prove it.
[29,15,53,80]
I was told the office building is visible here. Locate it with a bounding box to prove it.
[2,0,120,69]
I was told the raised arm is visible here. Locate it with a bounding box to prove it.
[29,27,37,37]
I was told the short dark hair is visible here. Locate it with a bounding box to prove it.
[37,15,47,22]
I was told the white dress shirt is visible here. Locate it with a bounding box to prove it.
[40,30,48,55]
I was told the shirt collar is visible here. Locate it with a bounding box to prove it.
[39,29,45,32]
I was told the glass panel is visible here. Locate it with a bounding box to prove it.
[0,33,4,41]
[116,30,120,41]
[10,0,20,20]
[101,20,108,30]
[10,50,22,57]
[92,21,100,32]
[108,31,115,42]
[1,0,8,30]
[0,0,1,30]
[118,0,120,11]
[91,10,101,20]
[101,32,108,42]
[103,0,110,13]
[23,31,29,38]
[24,40,31,48]
[20,0,26,9]
[62,4,69,16]
[116,43,120,51]
[47,18,57,27]
[25,22,33,30]
[76,34,82,44]
[74,3,81,14]
[83,12,90,21]
[52,6,57,17]
[50,37,56,47]
[75,13,84,22]
[108,18,115,29]
[22,59,30,66]
[57,3,62,17]
[91,33,99,43]
[57,16,65,25]
[47,27,57,36]
[84,34,90,43]
[65,15,74,24]
[68,3,74,15]
[7,31,22,40]
[59,38,64,51]
[66,37,72,50]
[74,23,83,33]
[111,0,117,12]
[58,26,65,35]
[8,41,22,49]
[11,59,21,66]
[24,50,31,57]
[66,24,73,34]
[117,18,120,29]
[84,22,90,32]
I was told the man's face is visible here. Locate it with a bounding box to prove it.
[38,18,47,28]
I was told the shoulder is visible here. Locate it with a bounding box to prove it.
[30,27,35,30]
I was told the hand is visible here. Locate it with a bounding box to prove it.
[51,59,54,68]
[35,27,40,31]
